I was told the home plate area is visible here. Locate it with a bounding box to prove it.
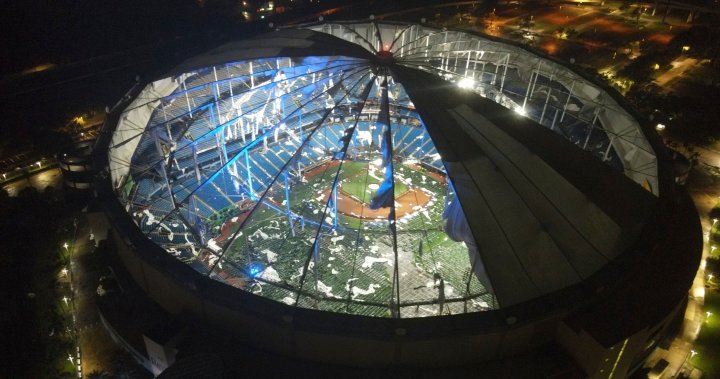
[325,161,436,220]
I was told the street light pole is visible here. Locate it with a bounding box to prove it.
[61,217,81,378]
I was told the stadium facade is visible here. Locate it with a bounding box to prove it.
[58,140,96,191]
[95,21,701,377]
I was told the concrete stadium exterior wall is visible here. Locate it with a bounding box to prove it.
[111,227,206,317]
[557,299,686,379]
[97,308,153,372]
[106,211,569,367]
[58,140,96,190]
[99,168,696,371]
[93,21,700,374]
[101,184,694,373]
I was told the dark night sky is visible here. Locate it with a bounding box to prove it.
[0,0,446,76]
[0,0,221,76]
[0,0,244,151]
[0,0,455,152]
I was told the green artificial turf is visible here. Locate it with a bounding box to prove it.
[338,161,408,202]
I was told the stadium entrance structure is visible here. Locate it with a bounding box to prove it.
[99,21,700,375]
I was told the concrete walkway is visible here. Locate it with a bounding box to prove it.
[67,215,128,376]
[642,149,714,378]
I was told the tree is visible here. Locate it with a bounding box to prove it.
[706,257,720,274]
[519,16,534,31]
[29,128,74,156]
[110,354,143,379]
[631,7,641,25]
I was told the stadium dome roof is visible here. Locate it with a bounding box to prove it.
[108,22,659,317]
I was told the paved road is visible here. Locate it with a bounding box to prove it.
[645,145,719,378]
[1,167,62,196]
[69,215,128,376]
[654,56,698,88]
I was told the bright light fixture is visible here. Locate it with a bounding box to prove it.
[514,106,527,116]
[655,123,666,131]
[457,77,475,89]
[693,286,705,299]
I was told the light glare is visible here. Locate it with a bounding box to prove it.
[457,77,475,89]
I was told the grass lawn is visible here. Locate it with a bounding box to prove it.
[339,161,408,202]
[690,290,720,378]
[708,201,720,251]
[214,159,496,315]
[693,204,720,377]
[57,358,77,377]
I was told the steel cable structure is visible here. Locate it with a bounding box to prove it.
[98,21,703,375]
[106,21,661,319]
